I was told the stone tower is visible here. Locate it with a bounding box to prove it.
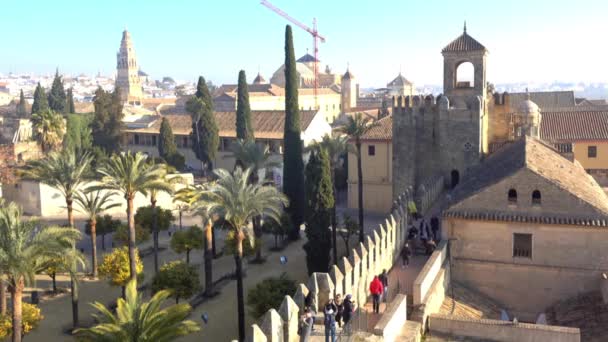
[513,90,541,139]
[341,68,357,112]
[392,25,489,198]
[115,29,143,105]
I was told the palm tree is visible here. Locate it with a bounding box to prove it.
[0,202,82,342]
[22,149,92,328]
[74,279,200,341]
[337,113,379,243]
[316,134,350,265]
[206,168,288,342]
[228,139,281,261]
[30,109,65,153]
[90,152,172,282]
[74,191,120,278]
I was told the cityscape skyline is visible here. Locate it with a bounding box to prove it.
[3,0,608,87]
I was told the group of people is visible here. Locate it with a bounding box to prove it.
[299,292,356,342]
[406,213,439,256]
[369,270,389,313]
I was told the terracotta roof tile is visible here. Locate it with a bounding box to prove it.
[508,91,575,109]
[541,110,608,142]
[442,31,487,53]
[361,115,392,140]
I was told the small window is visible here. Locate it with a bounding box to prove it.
[532,190,541,205]
[588,146,597,158]
[368,145,376,156]
[508,189,517,203]
[513,233,532,258]
[152,136,157,146]
[134,134,140,145]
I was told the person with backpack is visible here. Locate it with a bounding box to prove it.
[379,269,389,303]
[430,216,439,242]
[401,242,412,268]
[324,299,338,342]
[342,295,355,333]
[369,275,384,313]
[299,307,314,342]
[334,294,344,328]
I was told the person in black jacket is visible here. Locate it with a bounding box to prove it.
[379,269,389,302]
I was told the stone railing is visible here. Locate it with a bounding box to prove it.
[415,174,444,215]
[245,189,415,342]
[373,294,408,342]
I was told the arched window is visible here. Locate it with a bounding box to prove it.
[456,62,474,88]
[532,190,541,205]
[508,189,517,203]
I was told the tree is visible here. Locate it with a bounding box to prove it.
[74,191,120,277]
[337,113,379,243]
[48,70,66,113]
[85,214,120,251]
[16,90,27,118]
[114,223,150,246]
[316,134,350,265]
[22,150,92,328]
[74,280,200,341]
[0,203,81,342]
[236,70,254,143]
[98,246,143,297]
[43,257,62,294]
[205,167,288,342]
[0,303,43,340]
[66,87,75,114]
[283,25,306,240]
[187,96,218,174]
[91,152,172,283]
[151,261,200,303]
[303,149,334,274]
[170,226,204,264]
[340,214,359,258]
[31,109,65,152]
[92,87,124,154]
[63,113,92,153]
[158,117,185,170]
[247,273,296,318]
[136,202,175,273]
[31,83,48,115]
[261,212,292,250]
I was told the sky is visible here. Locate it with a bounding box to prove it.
[3,0,608,87]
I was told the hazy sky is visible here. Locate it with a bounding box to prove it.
[3,0,608,87]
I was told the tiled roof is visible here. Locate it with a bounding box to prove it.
[252,73,266,84]
[297,53,318,63]
[387,73,412,87]
[124,110,318,140]
[444,210,608,227]
[447,137,608,217]
[508,91,575,109]
[540,109,608,142]
[361,115,392,141]
[214,83,338,99]
[442,31,487,53]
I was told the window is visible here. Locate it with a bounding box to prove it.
[508,189,517,203]
[152,136,157,146]
[368,145,376,156]
[513,233,532,258]
[134,134,140,145]
[588,146,597,158]
[532,190,541,205]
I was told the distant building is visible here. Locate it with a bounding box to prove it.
[387,72,415,97]
[115,29,143,105]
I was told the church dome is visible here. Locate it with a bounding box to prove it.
[518,99,539,114]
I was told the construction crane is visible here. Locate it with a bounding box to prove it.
[260,0,326,108]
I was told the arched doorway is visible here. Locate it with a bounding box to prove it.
[451,170,460,188]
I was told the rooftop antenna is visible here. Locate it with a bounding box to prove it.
[464,21,467,33]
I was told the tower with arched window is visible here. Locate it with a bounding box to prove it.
[115,29,144,105]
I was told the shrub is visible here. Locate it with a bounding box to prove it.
[98,246,144,289]
[170,226,204,264]
[151,261,200,303]
[135,206,175,233]
[0,303,43,339]
[114,223,150,246]
[247,273,296,318]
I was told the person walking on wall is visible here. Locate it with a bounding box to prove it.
[379,269,389,303]
[324,299,338,342]
[369,275,384,314]
[342,294,355,333]
[300,308,314,342]
[401,241,412,268]
[430,216,439,242]
[334,294,344,328]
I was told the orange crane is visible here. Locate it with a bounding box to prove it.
[261,0,326,108]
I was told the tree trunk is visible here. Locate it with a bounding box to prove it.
[356,141,365,243]
[274,235,278,249]
[186,249,190,264]
[51,274,57,294]
[90,218,98,278]
[0,280,6,315]
[234,231,246,342]
[121,286,126,300]
[127,196,138,282]
[253,216,263,261]
[101,233,106,251]
[70,276,79,328]
[179,210,183,230]
[151,200,159,274]
[332,167,338,265]
[11,277,24,342]
[204,219,214,295]
[211,224,217,258]
[67,199,74,229]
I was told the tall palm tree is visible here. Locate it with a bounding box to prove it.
[74,279,200,341]
[228,139,282,261]
[90,152,172,282]
[0,202,82,342]
[206,168,288,342]
[337,113,379,243]
[317,134,350,265]
[74,190,120,278]
[22,149,92,327]
[30,109,65,153]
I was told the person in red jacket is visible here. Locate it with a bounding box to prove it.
[369,275,384,313]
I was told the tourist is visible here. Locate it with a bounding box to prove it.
[379,269,389,302]
[431,216,439,242]
[324,299,338,342]
[401,242,412,268]
[343,294,355,330]
[369,275,384,313]
[334,294,344,327]
[300,308,314,342]
[425,239,437,255]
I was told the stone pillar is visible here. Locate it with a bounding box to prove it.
[293,284,309,312]
[602,273,608,304]
[349,250,363,305]
[385,218,394,262]
[247,324,268,342]
[308,273,334,312]
[373,231,383,274]
[329,265,344,298]
[261,309,284,342]
[380,225,390,271]
[357,243,370,303]
[365,236,377,281]
[340,257,353,297]
[279,296,300,342]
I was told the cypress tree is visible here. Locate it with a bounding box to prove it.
[92,87,124,154]
[303,149,334,274]
[31,83,49,114]
[158,117,184,169]
[283,25,306,240]
[188,77,218,173]
[67,87,76,114]
[195,76,213,107]
[16,89,27,117]
[236,70,254,142]
[48,69,67,113]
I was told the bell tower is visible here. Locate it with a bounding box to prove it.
[115,29,143,105]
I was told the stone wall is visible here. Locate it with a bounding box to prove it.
[246,189,417,342]
[373,294,408,342]
[429,314,581,342]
